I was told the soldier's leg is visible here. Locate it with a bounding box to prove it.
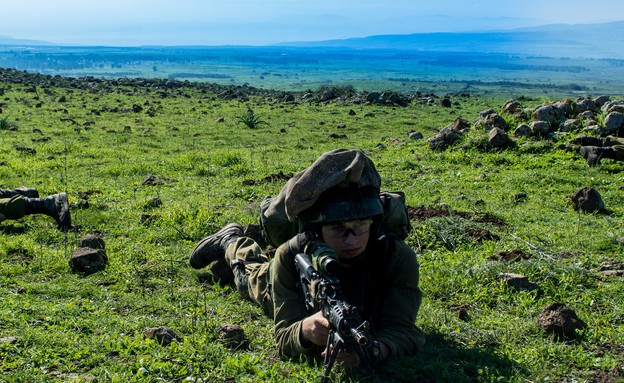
[0,195,27,222]
[0,188,39,198]
[225,237,274,318]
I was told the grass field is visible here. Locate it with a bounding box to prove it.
[1,69,623,382]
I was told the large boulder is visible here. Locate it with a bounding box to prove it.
[570,186,605,213]
[533,104,564,126]
[603,112,624,136]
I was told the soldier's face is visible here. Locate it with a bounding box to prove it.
[321,219,372,259]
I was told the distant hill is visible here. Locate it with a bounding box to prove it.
[277,21,624,59]
[0,36,52,46]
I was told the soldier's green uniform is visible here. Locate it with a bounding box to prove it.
[0,194,27,222]
[223,229,425,359]
[190,149,424,366]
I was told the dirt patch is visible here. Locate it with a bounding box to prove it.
[242,171,293,186]
[407,205,505,227]
[490,249,532,262]
[586,365,624,383]
[467,228,500,242]
[6,248,33,265]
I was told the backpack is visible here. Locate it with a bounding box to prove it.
[259,190,412,248]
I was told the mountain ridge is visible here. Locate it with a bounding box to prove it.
[276,20,624,59]
[2,21,624,59]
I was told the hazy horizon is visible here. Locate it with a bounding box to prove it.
[3,0,624,47]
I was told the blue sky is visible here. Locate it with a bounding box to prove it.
[3,0,624,46]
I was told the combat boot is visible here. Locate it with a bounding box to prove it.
[580,146,616,166]
[189,223,244,269]
[24,193,71,229]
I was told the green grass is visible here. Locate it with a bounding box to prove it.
[1,71,624,383]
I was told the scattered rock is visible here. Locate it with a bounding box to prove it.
[143,175,162,185]
[78,234,105,250]
[513,123,532,138]
[513,192,528,202]
[488,127,515,149]
[536,302,587,339]
[219,324,248,350]
[533,104,563,126]
[599,261,624,277]
[498,273,537,291]
[570,186,605,213]
[500,99,525,116]
[408,130,423,140]
[490,249,532,262]
[143,326,181,346]
[69,247,107,275]
[530,120,551,137]
[603,112,624,135]
[0,336,17,344]
[145,196,163,209]
[429,118,470,151]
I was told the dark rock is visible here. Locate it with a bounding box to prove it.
[429,126,464,151]
[408,131,423,140]
[69,247,107,275]
[570,186,605,213]
[488,127,514,149]
[536,302,587,339]
[78,234,105,250]
[533,104,564,125]
[143,327,181,346]
[531,121,551,136]
[219,324,248,349]
[498,273,537,291]
[513,123,532,138]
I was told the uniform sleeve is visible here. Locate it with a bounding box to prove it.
[271,242,316,358]
[376,239,425,357]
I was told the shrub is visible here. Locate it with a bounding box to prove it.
[0,116,13,130]
[236,108,268,129]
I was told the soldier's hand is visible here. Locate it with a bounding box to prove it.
[322,345,361,369]
[301,310,330,346]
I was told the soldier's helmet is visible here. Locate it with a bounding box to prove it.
[298,182,383,228]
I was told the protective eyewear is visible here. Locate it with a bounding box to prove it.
[322,219,373,239]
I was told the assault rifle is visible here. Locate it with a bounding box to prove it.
[294,243,380,383]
